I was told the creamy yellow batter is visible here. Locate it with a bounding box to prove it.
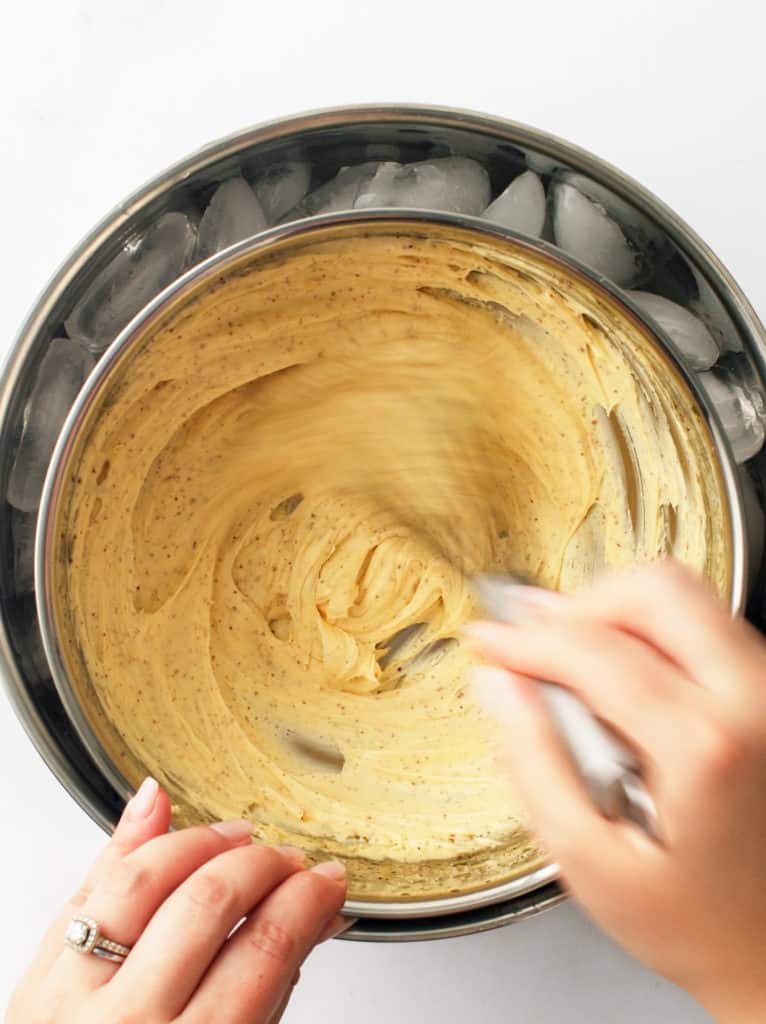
[54,225,730,901]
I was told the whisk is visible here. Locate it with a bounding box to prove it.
[269,342,658,839]
[332,357,659,840]
[472,573,658,838]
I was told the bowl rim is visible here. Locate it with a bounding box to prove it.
[34,208,746,919]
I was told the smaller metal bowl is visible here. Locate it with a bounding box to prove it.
[36,210,746,934]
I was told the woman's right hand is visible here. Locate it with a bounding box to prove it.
[467,562,766,1024]
[8,779,350,1023]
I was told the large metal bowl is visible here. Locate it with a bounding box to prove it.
[2,105,766,941]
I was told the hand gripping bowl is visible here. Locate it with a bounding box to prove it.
[2,106,765,942]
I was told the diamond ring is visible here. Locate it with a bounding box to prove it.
[64,914,131,964]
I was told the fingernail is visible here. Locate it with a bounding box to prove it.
[210,819,253,840]
[470,666,526,718]
[310,860,346,881]
[126,777,159,821]
[273,845,308,867]
[319,913,358,942]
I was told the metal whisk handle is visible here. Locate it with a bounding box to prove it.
[473,574,660,840]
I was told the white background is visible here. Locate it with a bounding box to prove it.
[3,1,765,1020]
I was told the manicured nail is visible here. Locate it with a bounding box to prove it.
[310,860,346,881]
[126,777,159,821]
[470,666,526,719]
[319,913,358,941]
[273,845,308,866]
[210,819,253,840]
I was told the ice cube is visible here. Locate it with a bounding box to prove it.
[7,338,95,512]
[355,157,491,215]
[10,508,36,593]
[352,162,403,208]
[627,291,719,371]
[284,157,491,221]
[481,170,546,237]
[283,162,383,219]
[65,212,198,353]
[697,371,766,463]
[552,182,640,286]
[197,178,267,260]
[560,172,664,250]
[254,162,311,224]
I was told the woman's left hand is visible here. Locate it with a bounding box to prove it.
[7,778,349,1023]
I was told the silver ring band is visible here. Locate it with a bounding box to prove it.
[64,914,131,965]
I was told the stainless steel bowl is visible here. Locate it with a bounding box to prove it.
[3,104,766,941]
[36,210,744,923]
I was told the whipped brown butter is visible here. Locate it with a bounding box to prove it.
[57,227,730,900]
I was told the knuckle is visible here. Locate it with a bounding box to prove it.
[639,558,693,590]
[693,722,745,783]
[184,870,237,913]
[286,869,337,919]
[598,560,695,609]
[644,560,715,606]
[109,835,133,859]
[546,620,590,655]
[244,917,296,962]
[583,623,622,659]
[558,622,620,668]
[650,558,691,584]
[69,884,91,908]
[101,859,154,901]
[245,844,284,872]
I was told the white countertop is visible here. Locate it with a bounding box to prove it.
[3,1,764,1019]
